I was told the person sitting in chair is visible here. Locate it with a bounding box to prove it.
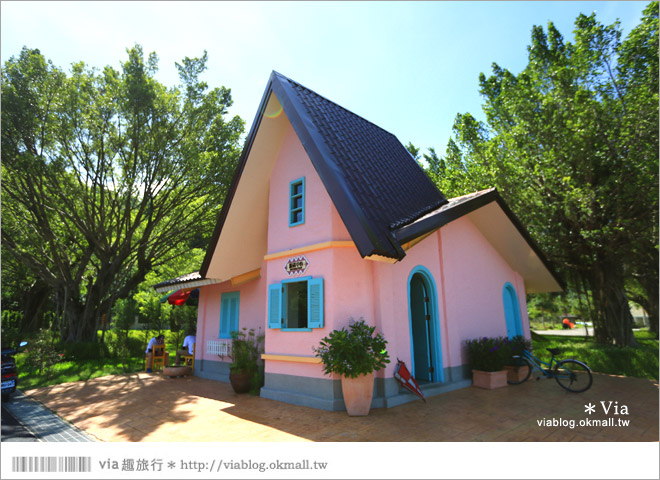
[145,334,169,372]
[175,331,196,366]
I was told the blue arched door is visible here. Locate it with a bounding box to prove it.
[503,282,523,339]
[408,267,444,383]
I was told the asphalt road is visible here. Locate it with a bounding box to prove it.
[1,403,37,442]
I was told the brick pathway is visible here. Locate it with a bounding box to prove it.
[22,372,658,442]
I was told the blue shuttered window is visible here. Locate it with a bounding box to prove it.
[268,276,323,330]
[307,278,324,329]
[219,291,240,338]
[289,177,305,227]
[268,283,282,329]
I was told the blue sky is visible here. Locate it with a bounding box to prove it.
[1,1,649,156]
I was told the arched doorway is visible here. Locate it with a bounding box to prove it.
[408,266,443,383]
[503,282,523,339]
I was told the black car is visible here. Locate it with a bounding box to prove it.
[2,342,26,402]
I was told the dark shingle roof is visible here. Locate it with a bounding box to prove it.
[200,71,449,275]
[285,77,447,240]
[188,72,562,291]
[264,72,447,259]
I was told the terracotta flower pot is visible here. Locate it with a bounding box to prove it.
[504,364,530,383]
[341,372,374,416]
[229,370,251,393]
[163,365,192,377]
[472,369,508,390]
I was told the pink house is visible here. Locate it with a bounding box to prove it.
[154,72,563,410]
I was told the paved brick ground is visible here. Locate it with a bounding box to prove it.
[23,372,658,442]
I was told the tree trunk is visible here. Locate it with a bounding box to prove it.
[20,282,52,334]
[640,266,659,338]
[590,256,637,346]
[631,283,659,339]
[62,295,100,343]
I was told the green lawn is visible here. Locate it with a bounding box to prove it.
[15,357,145,391]
[531,329,659,380]
[14,329,186,391]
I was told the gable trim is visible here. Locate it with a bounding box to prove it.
[264,240,355,261]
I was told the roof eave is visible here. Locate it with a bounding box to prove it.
[153,277,223,294]
[394,189,565,291]
[395,189,499,246]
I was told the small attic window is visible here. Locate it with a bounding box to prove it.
[289,177,305,227]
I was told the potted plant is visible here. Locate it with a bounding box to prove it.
[465,336,511,389]
[313,318,390,416]
[503,335,533,383]
[229,328,264,394]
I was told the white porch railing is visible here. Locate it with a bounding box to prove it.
[206,340,232,358]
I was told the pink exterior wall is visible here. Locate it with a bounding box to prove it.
[263,122,367,379]
[264,248,376,378]
[316,214,531,380]
[438,215,530,368]
[196,265,266,363]
[267,124,351,256]
[369,233,446,379]
[198,118,531,384]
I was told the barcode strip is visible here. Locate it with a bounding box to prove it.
[12,456,91,473]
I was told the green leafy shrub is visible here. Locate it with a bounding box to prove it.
[1,310,22,348]
[59,341,110,361]
[465,336,513,372]
[313,318,390,378]
[105,331,146,359]
[230,328,264,373]
[24,328,62,379]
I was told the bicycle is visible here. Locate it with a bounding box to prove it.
[507,347,593,393]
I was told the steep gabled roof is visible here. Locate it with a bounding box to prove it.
[197,72,562,293]
[200,72,446,276]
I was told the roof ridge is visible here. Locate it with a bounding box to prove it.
[273,71,401,143]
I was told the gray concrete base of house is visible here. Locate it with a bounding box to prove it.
[196,359,472,411]
[195,358,232,383]
[261,364,473,412]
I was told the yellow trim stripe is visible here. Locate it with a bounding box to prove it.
[264,240,355,261]
[261,354,322,364]
[230,268,261,287]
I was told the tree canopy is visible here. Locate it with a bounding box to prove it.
[1,45,244,342]
[417,3,658,344]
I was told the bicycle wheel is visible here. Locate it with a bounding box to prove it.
[507,356,532,385]
[553,359,593,392]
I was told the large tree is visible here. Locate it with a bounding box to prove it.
[423,3,658,345]
[1,46,244,342]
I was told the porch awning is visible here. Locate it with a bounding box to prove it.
[152,271,223,293]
